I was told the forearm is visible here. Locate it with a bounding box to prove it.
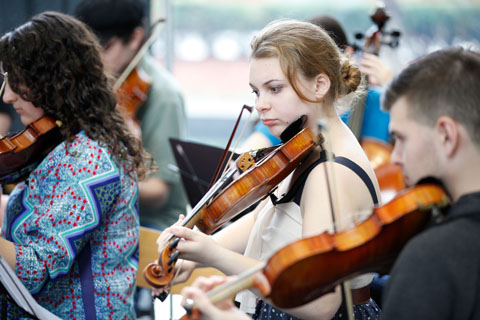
[208,244,263,276]
[138,177,170,208]
[211,200,266,254]
[211,214,254,254]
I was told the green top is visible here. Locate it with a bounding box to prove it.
[136,54,187,229]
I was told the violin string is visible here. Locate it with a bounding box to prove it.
[171,258,184,292]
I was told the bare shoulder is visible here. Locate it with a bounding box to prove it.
[300,148,379,236]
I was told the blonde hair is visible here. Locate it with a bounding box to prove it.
[250,19,361,109]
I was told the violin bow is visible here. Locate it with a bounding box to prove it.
[208,104,253,189]
[0,73,7,116]
[113,18,166,91]
[317,120,355,320]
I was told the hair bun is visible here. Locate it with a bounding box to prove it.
[340,60,361,95]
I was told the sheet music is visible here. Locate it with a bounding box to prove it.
[0,256,61,320]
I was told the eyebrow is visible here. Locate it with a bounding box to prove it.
[389,129,403,139]
[249,79,283,88]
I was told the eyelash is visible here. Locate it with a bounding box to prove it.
[270,86,281,93]
[251,86,282,97]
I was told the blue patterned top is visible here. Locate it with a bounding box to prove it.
[1,131,139,320]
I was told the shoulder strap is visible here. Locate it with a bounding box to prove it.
[271,152,379,206]
[270,150,328,205]
[334,156,379,205]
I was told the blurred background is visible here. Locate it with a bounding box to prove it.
[1,0,479,147]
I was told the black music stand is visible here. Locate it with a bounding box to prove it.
[169,138,239,209]
[0,257,61,320]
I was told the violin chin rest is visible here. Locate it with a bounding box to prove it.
[280,115,307,142]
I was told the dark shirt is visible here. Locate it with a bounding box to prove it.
[381,192,480,319]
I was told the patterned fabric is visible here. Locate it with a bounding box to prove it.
[1,131,139,320]
[253,298,380,320]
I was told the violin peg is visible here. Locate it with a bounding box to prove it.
[168,251,180,265]
[169,237,180,251]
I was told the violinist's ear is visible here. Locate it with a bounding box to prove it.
[128,26,145,51]
[436,116,459,158]
[314,73,330,100]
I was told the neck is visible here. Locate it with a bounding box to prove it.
[443,147,480,202]
[309,103,340,136]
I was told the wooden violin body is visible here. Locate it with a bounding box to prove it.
[361,138,405,200]
[0,116,62,185]
[143,127,321,288]
[361,138,392,170]
[196,127,320,234]
[112,20,167,127]
[263,183,448,308]
[115,67,151,125]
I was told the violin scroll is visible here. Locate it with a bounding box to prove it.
[354,1,401,55]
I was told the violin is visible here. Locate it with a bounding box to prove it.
[112,19,165,127]
[0,116,63,185]
[360,138,405,201]
[143,125,322,290]
[360,138,392,170]
[115,67,151,126]
[180,182,449,318]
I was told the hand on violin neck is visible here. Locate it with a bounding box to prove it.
[358,52,394,87]
[156,214,185,250]
[165,226,220,267]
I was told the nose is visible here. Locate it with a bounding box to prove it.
[255,94,271,114]
[2,81,17,104]
[390,142,402,167]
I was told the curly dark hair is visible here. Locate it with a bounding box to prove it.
[0,11,152,179]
